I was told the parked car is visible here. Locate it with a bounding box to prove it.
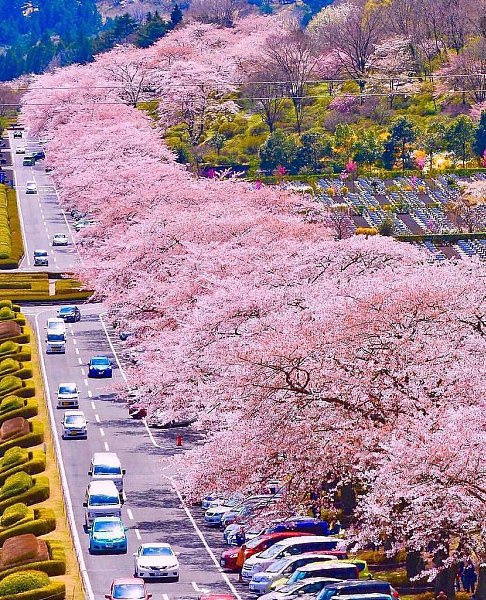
[89,516,127,554]
[33,149,45,160]
[267,518,330,537]
[133,543,179,580]
[23,156,36,167]
[33,249,48,266]
[331,594,392,600]
[25,181,37,194]
[316,580,400,600]
[204,496,259,527]
[15,146,26,153]
[105,578,151,600]
[259,577,341,600]
[88,356,113,378]
[202,492,245,511]
[57,305,81,322]
[62,410,87,439]
[13,131,22,139]
[242,536,343,582]
[74,218,95,232]
[221,532,313,572]
[52,233,69,246]
[250,554,348,595]
[220,495,278,528]
[277,561,359,588]
[57,382,79,409]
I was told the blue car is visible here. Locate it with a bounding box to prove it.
[89,517,127,554]
[266,517,330,536]
[88,356,113,378]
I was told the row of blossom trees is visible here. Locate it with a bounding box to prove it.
[20,12,486,596]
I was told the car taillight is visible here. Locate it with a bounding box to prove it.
[391,588,400,599]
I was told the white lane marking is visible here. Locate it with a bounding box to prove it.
[32,312,95,600]
[87,390,92,398]
[163,472,242,600]
[143,419,160,447]
[72,338,77,345]
[90,401,96,410]
[162,594,169,600]
[104,441,110,451]
[84,379,89,387]
[99,313,127,383]
[134,529,141,540]
[95,414,100,423]
[122,491,127,502]
[75,347,79,355]
[99,427,105,437]
[77,357,82,365]
[127,508,134,521]
[81,368,86,376]
[192,583,210,594]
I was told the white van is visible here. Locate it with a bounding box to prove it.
[242,536,343,582]
[88,452,125,493]
[83,480,122,529]
[46,318,66,354]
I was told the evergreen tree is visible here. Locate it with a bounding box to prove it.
[473,111,486,158]
[170,4,183,27]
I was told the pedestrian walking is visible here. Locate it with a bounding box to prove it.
[435,590,448,600]
[462,560,477,593]
[236,543,246,582]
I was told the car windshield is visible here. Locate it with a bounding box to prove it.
[246,536,267,550]
[55,234,66,239]
[65,416,85,426]
[112,584,145,599]
[93,521,123,533]
[34,251,47,257]
[266,558,290,573]
[59,307,74,314]
[93,465,121,475]
[59,385,77,394]
[89,494,118,506]
[258,542,287,559]
[92,358,109,365]
[141,546,173,556]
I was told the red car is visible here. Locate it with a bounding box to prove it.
[105,578,152,600]
[220,532,312,571]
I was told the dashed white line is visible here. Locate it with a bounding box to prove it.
[104,441,110,451]
[95,414,100,423]
[81,368,86,376]
[75,347,79,355]
[122,491,127,503]
[77,357,82,365]
[134,528,141,540]
[127,508,134,521]
[90,401,96,410]
[84,378,89,387]
[87,390,92,398]
[72,338,77,345]
[162,594,169,600]
[99,427,105,436]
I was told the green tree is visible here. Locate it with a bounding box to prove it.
[421,122,446,171]
[208,133,227,157]
[473,111,486,159]
[445,115,476,168]
[352,130,384,173]
[389,116,416,172]
[135,11,170,48]
[295,132,332,172]
[259,130,298,174]
[170,4,183,27]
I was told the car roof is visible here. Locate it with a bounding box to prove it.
[330,581,391,590]
[92,452,121,466]
[34,249,48,254]
[91,355,109,360]
[93,516,122,523]
[63,410,84,416]
[290,577,342,588]
[88,480,119,493]
[112,578,144,585]
[140,542,172,549]
[272,535,339,547]
[281,554,339,564]
[58,382,77,387]
[335,595,392,600]
[48,318,65,324]
[59,305,76,309]
[297,561,357,571]
[54,233,67,236]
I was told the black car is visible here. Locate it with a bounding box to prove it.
[32,150,45,160]
[13,131,22,139]
[57,305,81,322]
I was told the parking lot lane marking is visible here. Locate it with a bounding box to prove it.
[192,583,209,594]
[134,528,141,540]
[103,441,110,451]
[84,378,89,387]
[95,414,100,423]
[87,390,92,398]
[99,427,105,436]
[91,401,96,410]
[162,594,169,600]
[77,357,82,365]
[127,508,133,521]
[75,347,79,355]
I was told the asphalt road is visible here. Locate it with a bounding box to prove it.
[9,130,247,600]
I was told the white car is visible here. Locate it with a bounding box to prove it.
[15,146,26,154]
[133,543,179,580]
[62,410,87,439]
[25,181,37,194]
[52,233,68,246]
[57,383,79,409]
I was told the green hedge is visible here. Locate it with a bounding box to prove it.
[0,399,38,425]
[0,376,22,397]
[11,351,32,363]
[0,450,45,485]
[0,421,44,455]
[11,381,35,399]
[1,447,28,470]
[0,342,19,357]
[0,187,24,270]
[0,476,49,513]
[0,283,31,290]
[0,540,66,579]
[0,503,31,527]
[0,571,50,595]
[0,472,33,500]
[0,396,24,414]
[14,368,33,381]
[0,579,65,600]
[0,359,20,376]
[0,509,56,546]
[0,310,14,322]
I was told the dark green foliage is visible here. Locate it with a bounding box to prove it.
[445,115,476,168]
[0,376,22,396]
[0,396,24,414]
[388,116,416,171]
[0,571,50,595]
[378,216,396,237]
[0,399,38,426]
[473,110,486,158]
[135,11,170,48]
[1,447,28,469]
[0,472,32,500]
[259,130,299,173]
[0,502,30,527]
[170,4,183,27]
[0,475,49,513]
[295,132,332,172]
[0,508,56,546]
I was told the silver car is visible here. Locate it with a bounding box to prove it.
[62,410,87,439]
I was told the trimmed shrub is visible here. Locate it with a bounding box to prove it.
[0,322,21,340]
[1,503,30,527]
[13,368,32,380]
[0,396,24,414]
[0,570,49,595]
[0,399,38,425]
[0,302,12,310]
[14,381,35,399]
[0,539,65,578]
[0,341,19,356]
[0,476,49,513]
[0,472,32,500]
[0,509,56,546]
[0,449,45,486]
[1,447,28,469]
[0,580,65,600]
[0,308,14,321]
[0,421,44,455]
[0,376,22,396]
[0,359,20,376]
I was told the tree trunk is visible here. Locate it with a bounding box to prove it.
[434,564,458,599]
[406,551,425,579]
[340,484,356,517]
[477,564,486,600]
